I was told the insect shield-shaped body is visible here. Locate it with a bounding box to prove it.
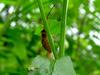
[41,29,51,57]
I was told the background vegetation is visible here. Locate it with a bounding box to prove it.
[0,0,100,75]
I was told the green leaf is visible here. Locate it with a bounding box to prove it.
[52,56,76,75]
[12,42,27,60]
[29,56,76,75]
[0,0,18,6]
[47,19,60,35]
[28,56,50,75]
[94,0,100,11]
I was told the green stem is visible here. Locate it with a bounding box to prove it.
[59,0,69,57]
[49,60,56,75]
[37,0,57,59]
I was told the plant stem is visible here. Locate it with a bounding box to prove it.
[59,0,69,57]
[37,0,57,59]
[49,60,56,75]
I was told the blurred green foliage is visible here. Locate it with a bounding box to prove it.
[0,0,100,75]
